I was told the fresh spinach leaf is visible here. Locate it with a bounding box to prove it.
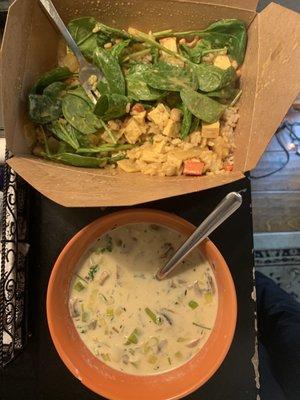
[179,39,212,63]
[143,62,197,92]
[200,19,247,65]
[126,64,164,101]
[28,94,62,124]
[180,104,192,139]
[77,143,134,154]
[189,116,200,133]
[97,80,110,95]
[48,119,80,150]
[43,82,66,100]
[206,86,239,101]
[195,64,236,92]
[94,93,128,121]
[93,22,134,41]
[150,47,159,64]
[93,47,125,95]
[180,87,226,123]
[68,17,109,60]
[162,19,247,65]
[66,85,93,104]
[62,90,101,134]
[43,152,107,168]
[111,39,131,59]
[31,67,72,94]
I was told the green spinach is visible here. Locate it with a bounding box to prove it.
[93,47,126,95]
[28,94,61,124]
[77,143,133,154]
[62,90,101,134]
[180,87,226,123]
[43,152,108,167]
[111,39,131,59]
[68,17,109,60]
[179,39,212,64]
[49,120,80,150]
[31,67,72,94]
[43,82,66,100]
[195,64,236,92]
[94,93,128,121]
[180,104,192,139]
[143,62,197,92]
[159,19,247,65]
[206,86,239,101]
[93,22,134,41]
[126,64,164,101]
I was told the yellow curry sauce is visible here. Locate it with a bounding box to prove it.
[69,223,218,375]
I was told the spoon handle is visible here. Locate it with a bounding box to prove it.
[156,192,242,280]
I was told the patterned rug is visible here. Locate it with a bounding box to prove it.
[254,239,300,301]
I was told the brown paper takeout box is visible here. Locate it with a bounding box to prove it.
[1,0,300,207]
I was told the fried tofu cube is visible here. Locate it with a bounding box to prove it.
[213,55,232,70]
[147,103,170,131]
[159,37,184,67]
[117,159,140,173]
[123,118,145,144]
[163,119,181,138]
[201,121,220,139]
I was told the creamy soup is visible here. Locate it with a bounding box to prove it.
[69,223,218,375]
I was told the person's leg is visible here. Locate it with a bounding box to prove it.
[256,271,300,400]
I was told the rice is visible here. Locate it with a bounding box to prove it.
[116,103,239,176]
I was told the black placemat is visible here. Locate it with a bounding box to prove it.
[0,176,257,400]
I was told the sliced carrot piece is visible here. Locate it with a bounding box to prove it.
[183,160,205,176]
[224,164,233,171]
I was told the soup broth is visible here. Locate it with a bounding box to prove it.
[69,223,218,375]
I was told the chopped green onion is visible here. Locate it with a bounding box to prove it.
[175,351,183,359]
[101,353,111,362]
[99,293,107,303]
[188,300,199,309]
[125,328,140,345]
[87,265,99,281]
[147,354,158,364]
[75,273,88,284]
[106,308,114,317]
[145,307,162,325]
[74,281,86,292]
[81,304,89,322]
[99,119,116,144]
[168,356,172,365]
[193,322,212,330]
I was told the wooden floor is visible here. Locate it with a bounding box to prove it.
[251,110,300,233]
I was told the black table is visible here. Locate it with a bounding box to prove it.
[0,176,258,400]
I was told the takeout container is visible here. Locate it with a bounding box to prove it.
[47,209,237,400]
[1,0,300,207]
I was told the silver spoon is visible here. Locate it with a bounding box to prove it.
[39,0,102,104]
[156,192,242,280]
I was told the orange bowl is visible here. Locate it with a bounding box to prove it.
[47,209,237,400]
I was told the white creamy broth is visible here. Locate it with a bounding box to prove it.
[69,223,218,375]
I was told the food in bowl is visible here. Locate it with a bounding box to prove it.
[47,209,237,399]
[27,18,246,176]
[69,223,218,375]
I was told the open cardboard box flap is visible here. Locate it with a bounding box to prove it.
[1,0,300,207]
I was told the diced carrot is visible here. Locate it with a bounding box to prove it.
[183,160,205,176]
[224,164,233,171]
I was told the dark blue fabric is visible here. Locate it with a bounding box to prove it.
[256,271,300,400]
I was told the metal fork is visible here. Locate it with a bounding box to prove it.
[39,0,102,104]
